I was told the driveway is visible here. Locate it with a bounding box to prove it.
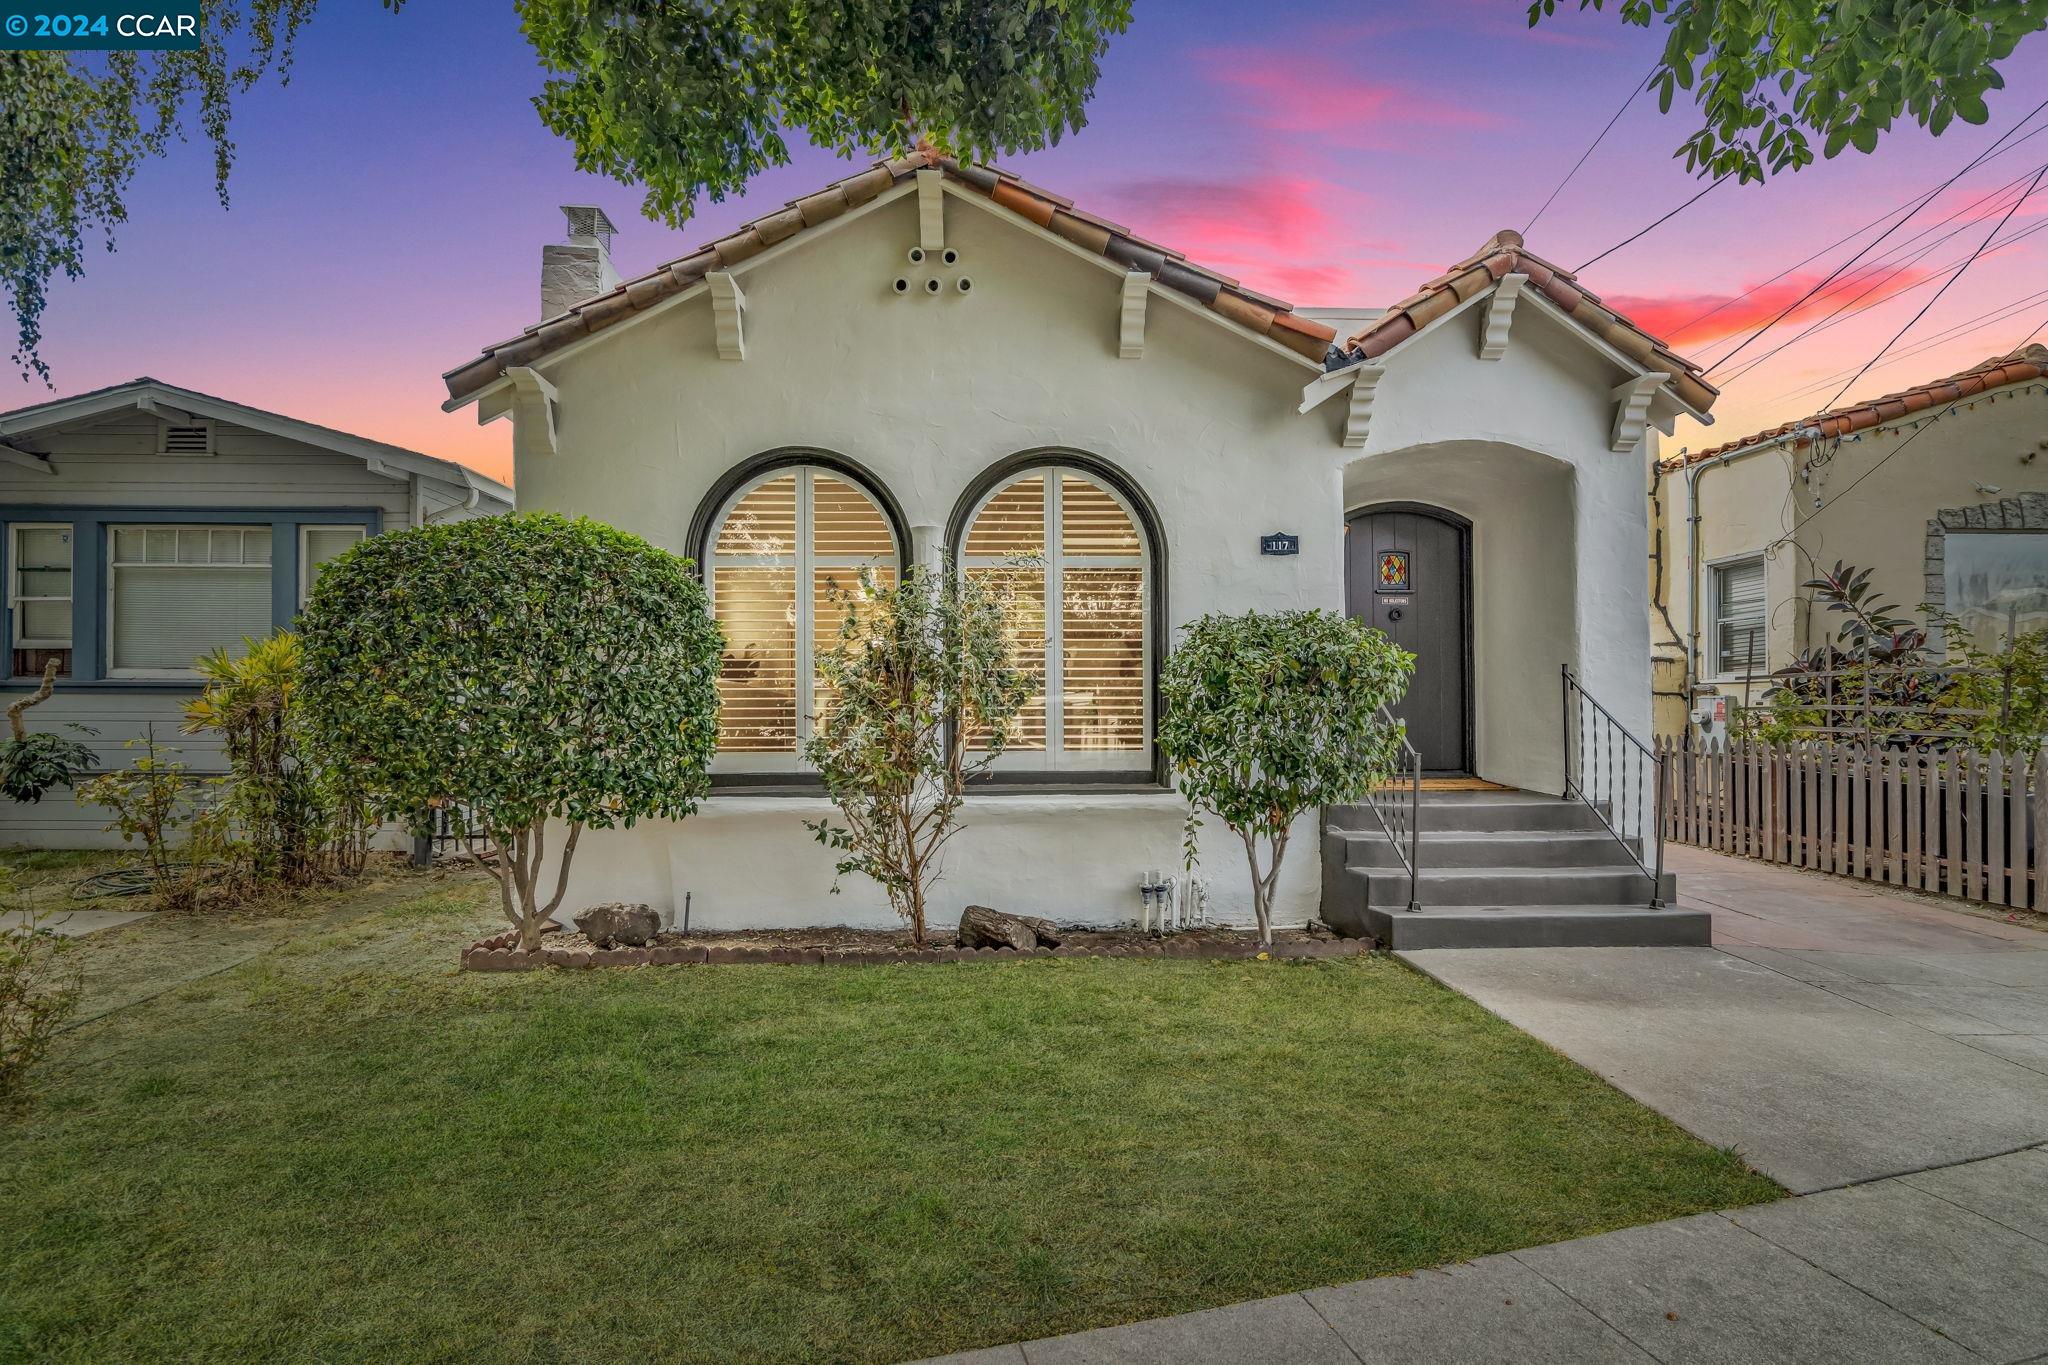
[1402,846,2048,1194]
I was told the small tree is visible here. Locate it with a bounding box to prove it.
[182,633,326,885]
[1,906,83,1114]
[1157,611,1414,946]
[801,567,1032,946]
[297,514,723,950]
[76,734,233,912]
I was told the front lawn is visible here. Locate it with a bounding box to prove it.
[0,860,1779,1362]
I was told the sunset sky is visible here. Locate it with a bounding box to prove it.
[15,0,2048,483]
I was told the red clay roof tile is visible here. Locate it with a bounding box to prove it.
[1665,342,2048,467]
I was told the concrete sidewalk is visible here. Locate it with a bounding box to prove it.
[926,1145,2048,1364]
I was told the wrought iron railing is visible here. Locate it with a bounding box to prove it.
[1364,702,1422,911]
[1562,667,1668,906]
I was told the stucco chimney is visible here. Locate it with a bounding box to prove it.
[540,205,620,322]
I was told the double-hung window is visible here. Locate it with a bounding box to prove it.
[299,525,366,608]
[960,467,1150,770]
[1710,555,1767,678]
[107,526,273,677]
[10,524,73,673]
[706,466,900,766]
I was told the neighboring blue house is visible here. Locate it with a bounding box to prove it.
[0,379,512,847]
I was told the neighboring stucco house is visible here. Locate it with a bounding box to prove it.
[1652,344,2048,736]
[440,151,1719,931]
[0,379,512,847]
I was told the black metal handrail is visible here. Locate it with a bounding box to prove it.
[1562,667,1668,906]
[1364,702,1422,911]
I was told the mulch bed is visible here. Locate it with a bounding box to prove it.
[460,922,1373,972]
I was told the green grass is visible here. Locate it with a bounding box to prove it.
[0,864,1781,1363]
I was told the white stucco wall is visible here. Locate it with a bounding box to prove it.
[502,183,1674,929]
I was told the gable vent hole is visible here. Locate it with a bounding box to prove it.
[956,277,974,294]
[941,248,959,266]
[907,247,926,264]
[163,426,212,454]
[893,277,910,294]
[924,277,942,295]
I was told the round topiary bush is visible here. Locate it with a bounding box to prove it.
[297,513,723,948]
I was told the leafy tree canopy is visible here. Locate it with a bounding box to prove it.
[1531,0,2048,182]
[3,0,1127,382]
[520,0,1133,227]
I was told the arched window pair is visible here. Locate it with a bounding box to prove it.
[701,453,1154,776]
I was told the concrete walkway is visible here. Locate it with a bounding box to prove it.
[917,851,2048,1364]
[1407,848,2048,1193]
[0,906,154,937]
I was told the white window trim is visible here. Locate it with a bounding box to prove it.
[105,524,273,680]
[960,466,1152,771]
[298,523,366,608]
[9,522,73,652]
[1706,551,1768,683]
[705,466,900,771]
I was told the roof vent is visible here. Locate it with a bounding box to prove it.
[161,423,213,455]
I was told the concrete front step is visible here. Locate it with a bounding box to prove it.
[1331,793,1613,833]
[1335,828,1643,870]
[1359,901,1711,950]
[1362,864,1677,907]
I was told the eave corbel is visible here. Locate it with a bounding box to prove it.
[1119,272,1150,358]
[1342,365,1387,449]
[1478,273,1526,361]
[495,366,559,460]
[708,271,747,361]
[917,169,945,254]
[1610,372,1669,453]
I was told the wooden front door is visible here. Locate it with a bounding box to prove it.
[1346,505,1472,774]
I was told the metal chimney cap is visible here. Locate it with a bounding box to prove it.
[560,205,618,245]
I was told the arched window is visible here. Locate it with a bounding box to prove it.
[704,462,901,765]
[959,463,1152,771]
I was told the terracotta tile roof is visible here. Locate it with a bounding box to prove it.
[442,149,1341,404]
[1664,342,2048,468]
[1340,229,1719,417]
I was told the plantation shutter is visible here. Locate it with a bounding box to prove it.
[960,469,1148,766]
[1714,558,1767,676]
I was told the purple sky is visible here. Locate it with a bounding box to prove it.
[17,0,2048,482]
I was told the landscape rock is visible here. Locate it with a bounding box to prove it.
[572,902,662,948]
[959,904,1061,951]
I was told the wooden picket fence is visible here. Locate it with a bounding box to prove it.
[1655,737,2047,910]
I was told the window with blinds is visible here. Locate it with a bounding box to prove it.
[1712,556,1767,677]
[108,526,273,675]
[299,525,366,607]
[11,524,73,649]
[708,466,898,763]
[961,468,1150,768]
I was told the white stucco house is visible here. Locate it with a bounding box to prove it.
[0,380,512,847]
[440,151,1720,936]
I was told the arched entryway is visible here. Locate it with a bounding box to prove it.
[1346,502,1473,774]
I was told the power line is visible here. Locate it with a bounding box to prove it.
[1815,159,2048,412]
[1576,171,1731,271]
[1665,121,2048,343]
[1526,73,1647,236]
[1714,206,2048,387]
[1704,97,2048,375]
[1760,286,2048,406]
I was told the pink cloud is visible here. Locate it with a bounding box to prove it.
[1606,264,1941,346]
[1088,173,1397,302]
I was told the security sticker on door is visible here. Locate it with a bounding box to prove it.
[1376,550,1410,592]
